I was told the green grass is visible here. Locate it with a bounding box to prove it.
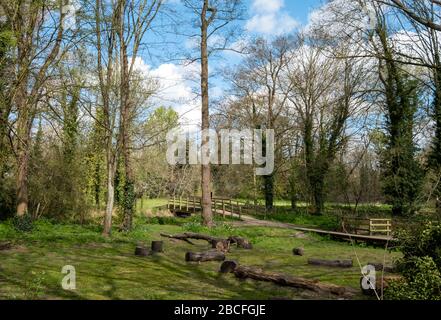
[0,217,400,300]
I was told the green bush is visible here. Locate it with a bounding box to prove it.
[386,221,441,300]
[387,257,441,300]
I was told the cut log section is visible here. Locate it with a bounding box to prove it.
[135,246,150,257]
[292,248,304,256]
[185,250,226,262]
[219,260,239,273]
[308,258,353,268]
[151,241,164,253]
[220,261,355,297]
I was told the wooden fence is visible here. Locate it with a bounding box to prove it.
[340,217,392,236]
[167,196,260,220]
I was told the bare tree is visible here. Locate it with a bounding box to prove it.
[281,36,369,215]
[116,0,162,232]
[1,0,72,217]
[224,36,294,210]
[181,0,244,226]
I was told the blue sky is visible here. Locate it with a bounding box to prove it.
[245,0,323,30]
[284,0,323,24]
[137,0,326,127]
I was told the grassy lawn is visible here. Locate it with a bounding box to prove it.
[0,215,401,300]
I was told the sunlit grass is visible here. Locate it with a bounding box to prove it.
[0,217,400,300]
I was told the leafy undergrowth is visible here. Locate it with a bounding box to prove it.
[0,218,400,300]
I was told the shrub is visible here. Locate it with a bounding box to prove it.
[12,214,34,232]
[386,221,441,300]
[387,257,441,300]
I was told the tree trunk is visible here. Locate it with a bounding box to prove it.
[264,174,274,211]
[120,55,135,232]
[16,90,31,217]
[103,151,116,236]
[200,0,213,227]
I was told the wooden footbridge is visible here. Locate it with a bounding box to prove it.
[166,196,395,245]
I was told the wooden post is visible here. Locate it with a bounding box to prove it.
[186,197,189,212]
[230,199,233,218]
[222,200,225,218]
[237,201,241,219]
[193,196,196,213]
[369,219,372,236]
[179,196,182,210]
[173,195,176,210]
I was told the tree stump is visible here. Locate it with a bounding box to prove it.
[135,246,150,257]
[308,258,353,268]
[219,260,239,273]
[151,241,164,253]
[185,250,226,262]
[292,247,304,256]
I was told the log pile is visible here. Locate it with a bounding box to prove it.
[160,232,252,252]
[220,261,356,298]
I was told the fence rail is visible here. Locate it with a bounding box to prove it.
[341,217,392,236]
[167,196,393,236]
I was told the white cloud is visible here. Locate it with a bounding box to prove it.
[246,0,299,36]
[132,57,201,130]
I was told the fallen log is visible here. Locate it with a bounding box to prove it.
[151,241,164,253]
[161,232,220,245]
[161,232,252,252]
[220,261,354,297]
[367,262,396,273]
[186,250,226,262]
[308,258,353,268]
